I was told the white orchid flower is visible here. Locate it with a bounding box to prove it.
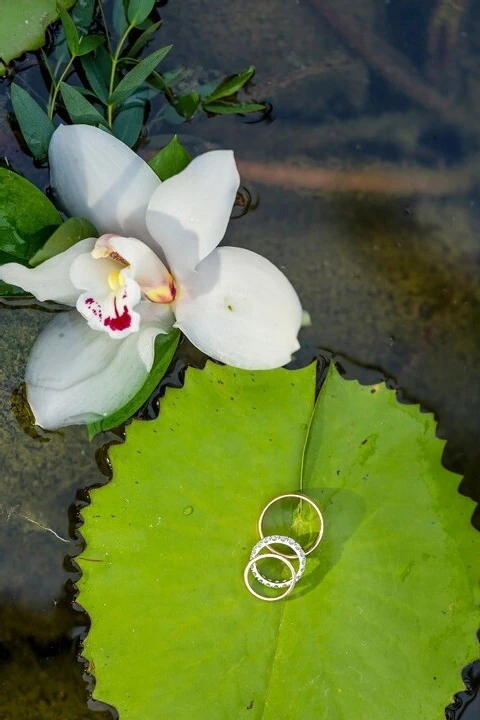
[0,125,302,430]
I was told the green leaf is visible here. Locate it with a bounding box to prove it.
[95,45,114,88]
[81,54,109,103]
[112,100,145,147]
[29,217,98,267]
[129,20,162,57]
[0,0,76,64]
[58,2,80,56]
[53,0,97,62]
[60,83,108,126]
[10,84,55,163]
[171,92,200,119]
[79,363,480,719]
[202,100,266,115]
[110,45,172,107]
[127,0,155,26]
[77,34,106,57]
[148,135,191,181]
[112,0,129,37]
[203,65,255,103]
[0,168,61,295]
[87,329,180,438]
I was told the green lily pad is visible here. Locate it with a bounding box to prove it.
[0,0,76,65]
[78,363,480,719]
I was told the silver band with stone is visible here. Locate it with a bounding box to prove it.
[250,535,306,589]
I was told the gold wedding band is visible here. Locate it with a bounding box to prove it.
[258,492,324,559]
[243,553,296,602]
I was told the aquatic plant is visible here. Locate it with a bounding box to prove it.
[0,125,302,430]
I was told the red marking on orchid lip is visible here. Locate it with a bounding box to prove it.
[104,297,132,332]
[169,281,177,301]
[84,297,103,319]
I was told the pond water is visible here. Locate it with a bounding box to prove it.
[1,0,480,717]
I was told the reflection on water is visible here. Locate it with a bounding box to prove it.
[1,0,480,716]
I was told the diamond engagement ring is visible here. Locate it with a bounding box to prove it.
[250,535,306,589]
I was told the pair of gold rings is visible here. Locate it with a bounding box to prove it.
[244,493,324,602]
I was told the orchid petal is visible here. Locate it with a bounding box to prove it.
[0,238,95,305]
[94,235,174,302]
[26,311,168,429]
[146,150,240,279]
[70,250,124,293]
[174,247,303,369]
[137,300,175,331]
[49,125,160,242]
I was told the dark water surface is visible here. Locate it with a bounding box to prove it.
[1,0,480,717]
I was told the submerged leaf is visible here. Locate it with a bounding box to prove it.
[148,135,191,181]
[171,91,200,119]
[79,363,480,719]
[202,65,255,103]
[203,100,266,115]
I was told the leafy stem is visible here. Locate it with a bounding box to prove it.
[47,54,76,120]
[97,0,112,55]
[106,23,135,127]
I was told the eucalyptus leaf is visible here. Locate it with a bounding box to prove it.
[112,0,129,37]
[0,168,61,295]
[10,84,55,162]
[203,101,266,115]
[79,363,480,719]
[29,217,98,267]
[53,0,97,62]
[112,101,145,147]
[148,135,191,181]
[110,45,172,107]
[87,329,180,438]
[127,0,155,26]
[72,86,98,99]
[60,83,107,126]
[58,3,80,56]
[203,66,255,103]
[81,54,109,102]
[129,20,162,57]
[0,0,76,64]
[77,34,106,57]
[172,92,200,119]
